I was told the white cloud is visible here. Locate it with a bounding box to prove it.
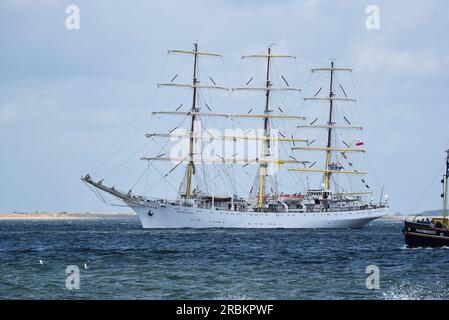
[305,0,320,7]
[0,96,56,124]
[1,0,449,214]
[351,42,442,76]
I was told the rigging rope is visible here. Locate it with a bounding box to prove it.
[410,165,445,214]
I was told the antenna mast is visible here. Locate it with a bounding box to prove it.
[443,149,449,225]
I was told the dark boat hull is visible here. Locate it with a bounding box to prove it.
[403,221,449,248]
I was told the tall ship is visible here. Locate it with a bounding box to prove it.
[83,43,388,228]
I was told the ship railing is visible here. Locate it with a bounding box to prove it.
[304,205,383,213]
[406,215,419,222]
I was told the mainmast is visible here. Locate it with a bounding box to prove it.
[151,43,225,200]
[234,46,301,208]
[324,61,335,192]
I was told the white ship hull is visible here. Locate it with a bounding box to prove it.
[127,201,387,229]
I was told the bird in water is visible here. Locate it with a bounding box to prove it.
[39,259,44,266]
[84,260,90,270]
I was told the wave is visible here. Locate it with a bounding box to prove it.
[383,281,449,300]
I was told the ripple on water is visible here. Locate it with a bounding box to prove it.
[0,219,447,299]
[383,281,449,300]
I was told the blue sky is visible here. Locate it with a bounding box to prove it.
[1,0,448,214]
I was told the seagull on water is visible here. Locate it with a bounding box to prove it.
[39,259,44,265]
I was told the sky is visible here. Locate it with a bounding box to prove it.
[0,0,448,214]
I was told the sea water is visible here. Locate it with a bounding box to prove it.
[0,219,448,299]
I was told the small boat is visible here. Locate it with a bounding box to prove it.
[403,150,449,247]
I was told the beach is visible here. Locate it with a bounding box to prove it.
[0,212,136,220]
[0,212,411,222]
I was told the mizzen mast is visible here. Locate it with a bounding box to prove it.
[259,46,272,209]
[289,62,360,195]
[186,42,199,200]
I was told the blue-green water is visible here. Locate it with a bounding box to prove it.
[0,218,448,300]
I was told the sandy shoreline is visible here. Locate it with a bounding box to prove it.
[0,212,441,222]
[0,212,137,220]
[0,212,414,221]
[378,215,445,222]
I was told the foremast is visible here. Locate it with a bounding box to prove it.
[158,43,224,200]
[144,44,305,208]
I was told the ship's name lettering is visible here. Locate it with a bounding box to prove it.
[416,229,436,235]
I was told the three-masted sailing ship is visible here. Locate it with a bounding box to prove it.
[82,43,388,228]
